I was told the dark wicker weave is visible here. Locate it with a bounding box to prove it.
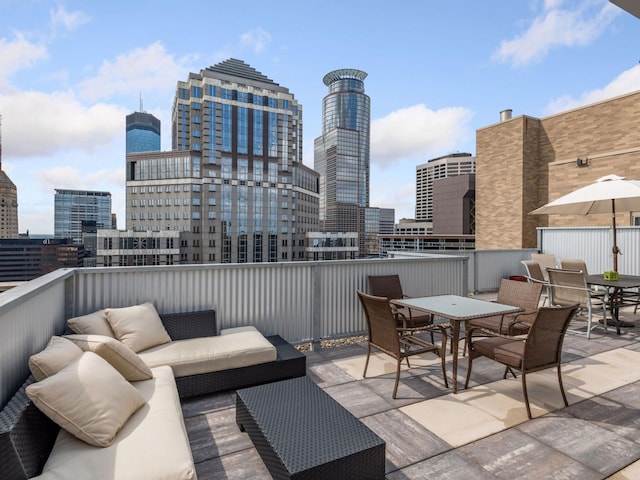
[0,378,58,480]
[1,309,306,478]
[236,376,385,479]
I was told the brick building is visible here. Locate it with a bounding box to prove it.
[476,89,640,250]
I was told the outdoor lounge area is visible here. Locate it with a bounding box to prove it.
[184,297,640,479]
[2,256,640,479]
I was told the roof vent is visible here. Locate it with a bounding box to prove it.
[500,109,512,122]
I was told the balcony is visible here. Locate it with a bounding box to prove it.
[2,256,640,478]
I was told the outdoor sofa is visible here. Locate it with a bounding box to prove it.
[0,303,306,480]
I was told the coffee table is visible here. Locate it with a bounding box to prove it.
[236,376,385,479]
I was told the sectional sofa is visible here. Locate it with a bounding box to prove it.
[0,303,306,480]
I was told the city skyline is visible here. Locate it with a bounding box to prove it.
[1,1,639,234]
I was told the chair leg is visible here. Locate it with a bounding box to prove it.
[464,353,473,389]
[557,364,569,408]
[440,334,449,389]
[363,344,372,378]
[521,371,533,419]
[393,358,402,399]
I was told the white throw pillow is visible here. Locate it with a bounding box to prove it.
[105,302,171,353]
[65,334,153,381]
[26,352,145,447]
[67,309,115,338]
[28,336,83,382]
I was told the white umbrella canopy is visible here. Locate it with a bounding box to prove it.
[530,174,640,272]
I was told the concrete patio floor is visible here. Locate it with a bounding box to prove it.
[181,300,640,479]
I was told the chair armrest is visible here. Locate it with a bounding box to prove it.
[160,310,217,340]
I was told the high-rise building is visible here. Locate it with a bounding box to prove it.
[0,115,18,238]
[54,189,112,244]
[415,153,476,222]
[126,107,161,154]
[126,59,320,263]
[314,69,372,255]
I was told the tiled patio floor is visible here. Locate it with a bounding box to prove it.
[182,301,640,479]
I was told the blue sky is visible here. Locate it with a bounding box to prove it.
[0,0,639,234]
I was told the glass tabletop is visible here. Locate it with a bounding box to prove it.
[392,294,522,321]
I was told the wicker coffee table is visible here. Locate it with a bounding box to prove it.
[236,376,385,479]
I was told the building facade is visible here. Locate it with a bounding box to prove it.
[0,168,18,238]
[126,59,320,263]
[54,189,112,244]
[96,229,181,267]
[415,153,476,222]
[0,116,18,238]
[314,69,373,255]
[0,238,85,281]
[476,90,640,250]
[126,111,161,154]
[432,174,475,235]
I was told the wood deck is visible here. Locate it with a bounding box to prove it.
[182,304,640,479]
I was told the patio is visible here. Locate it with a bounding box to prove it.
[182,298,640,479]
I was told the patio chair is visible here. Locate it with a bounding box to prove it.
[521,260,549,306]
[464,279,543,355]
[561,258,640,314]
[465,304,580,419]
[531,253,558,282]
[547,268,608,339]
[367,275,435,330]
[356,290,448,398]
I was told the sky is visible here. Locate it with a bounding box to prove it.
[0,0,639,235]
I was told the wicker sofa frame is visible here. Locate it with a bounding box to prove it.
[0,309,306,480]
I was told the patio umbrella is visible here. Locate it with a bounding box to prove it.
[530,174,640,272]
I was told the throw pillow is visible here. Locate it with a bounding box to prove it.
[67,309,115,338]
[26,351,146,447]
[65,334,153,381]
[28,336,83,382]
[105,302,171,353]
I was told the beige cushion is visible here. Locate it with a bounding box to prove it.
[67,310,114,338]
[220,325,258,335]
[36,366,196,480]
[26,352,145,447]
[65,334,153,381]
[138,330,277,377]
[105,302,171,353]
[28,336,83,382]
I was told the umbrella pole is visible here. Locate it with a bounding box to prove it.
[612,199,619,273]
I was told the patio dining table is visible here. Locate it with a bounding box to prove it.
[391,295,522,393]
[586,274,640,335]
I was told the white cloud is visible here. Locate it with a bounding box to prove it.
[77,42,195,102]
[371,179,416,220]
[0,90,127,157]
[50,6,91,33]
[370,104,474,168]
[0,34,47,92]
[34,166,125,191]
[240,28,272,53]
[545,64,640,113]
[493,0,620,67]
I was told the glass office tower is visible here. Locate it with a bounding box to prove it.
[126,111,161,154]
[54,189,112,244]
[126,59,320,264]
[314,69,371,255]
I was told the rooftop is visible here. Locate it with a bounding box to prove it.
[182,296,640,479]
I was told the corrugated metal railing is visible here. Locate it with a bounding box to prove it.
[0,257,468,408]
[538,227,640,275]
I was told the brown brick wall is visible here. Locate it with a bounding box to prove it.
[476,90,640,249]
